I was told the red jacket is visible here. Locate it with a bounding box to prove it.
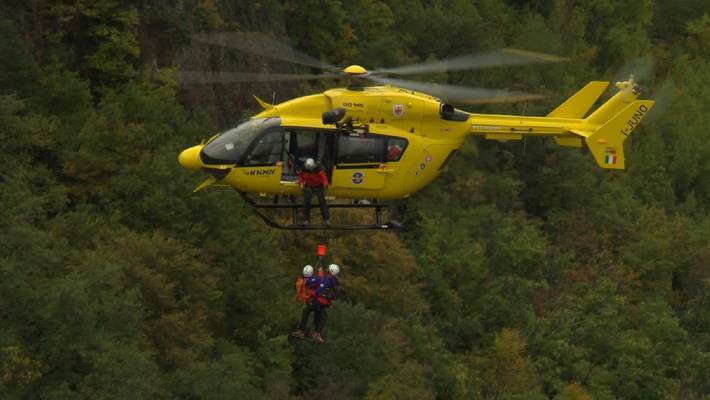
[299,168,329,188]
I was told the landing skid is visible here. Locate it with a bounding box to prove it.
[236,191,404,230]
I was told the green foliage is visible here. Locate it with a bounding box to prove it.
[39,0,141,85]
[555,382,594,400]
[651,60,710,211]
[0,96,65,228]
[283,0,358,63]
[387,0,493,58]
[0,13,35,98]
[484,329,543,399]
[292,303,431,399]
[686,13,710,56]
[59,76,208,207]
[1,1,709,399]
[1,247,159,398]
[167,339,269,400]
[364,360,436,399]
[654,0,710,43]
[325,231,425,317]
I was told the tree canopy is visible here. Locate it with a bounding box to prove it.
[1,1,709,398]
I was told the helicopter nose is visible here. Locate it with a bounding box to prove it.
[178,145,203,171]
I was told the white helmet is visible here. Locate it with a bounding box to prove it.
[304,158,316,170]
[328,264,340,276]
[302,265,313,277]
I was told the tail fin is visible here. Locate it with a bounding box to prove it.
[577,100,654,169]
[547,81,609,118]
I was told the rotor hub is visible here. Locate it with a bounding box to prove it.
[343,65,370,78]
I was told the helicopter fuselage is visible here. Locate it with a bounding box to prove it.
[180,85,473,201]
[178,77,653,202]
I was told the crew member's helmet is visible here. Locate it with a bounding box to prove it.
[304,158,316,170]
[303,265,314,277]
[328,264,340,276]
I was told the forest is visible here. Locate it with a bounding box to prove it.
[1,0,709,399]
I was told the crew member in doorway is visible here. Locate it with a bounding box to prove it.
[299,158,330,225]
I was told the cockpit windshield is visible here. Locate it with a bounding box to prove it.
[200,117,282,165]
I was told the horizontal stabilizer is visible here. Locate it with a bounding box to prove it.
[583,100,654,169]
[547,81,609,119]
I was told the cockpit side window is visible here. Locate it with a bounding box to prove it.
[201,117,281,166]
[241,129,284,165]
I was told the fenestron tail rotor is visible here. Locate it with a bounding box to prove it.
[609,55,674,124]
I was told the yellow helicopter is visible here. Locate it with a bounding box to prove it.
[178,34,655,230]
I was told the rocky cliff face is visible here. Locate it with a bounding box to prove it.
[7,1,307,129]
[138,1,304,128]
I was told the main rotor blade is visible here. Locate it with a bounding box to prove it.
[375,49,568,76]
[191,32,339,72]
[176,70,335,84]
[370,76,548,104]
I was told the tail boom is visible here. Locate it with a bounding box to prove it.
[466,77,654,170]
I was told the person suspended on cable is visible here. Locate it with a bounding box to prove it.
[311,264,341,343]
[294,264,320,303]
[291,264,324,340]
[291,264,341,343]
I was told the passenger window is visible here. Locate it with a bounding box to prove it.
[387,139,407,161]
[336,135,408,164]
[337,135,386,163]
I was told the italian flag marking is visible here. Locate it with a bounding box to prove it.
[605,155,617,165]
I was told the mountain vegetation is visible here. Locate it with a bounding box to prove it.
[1,1,709,399]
